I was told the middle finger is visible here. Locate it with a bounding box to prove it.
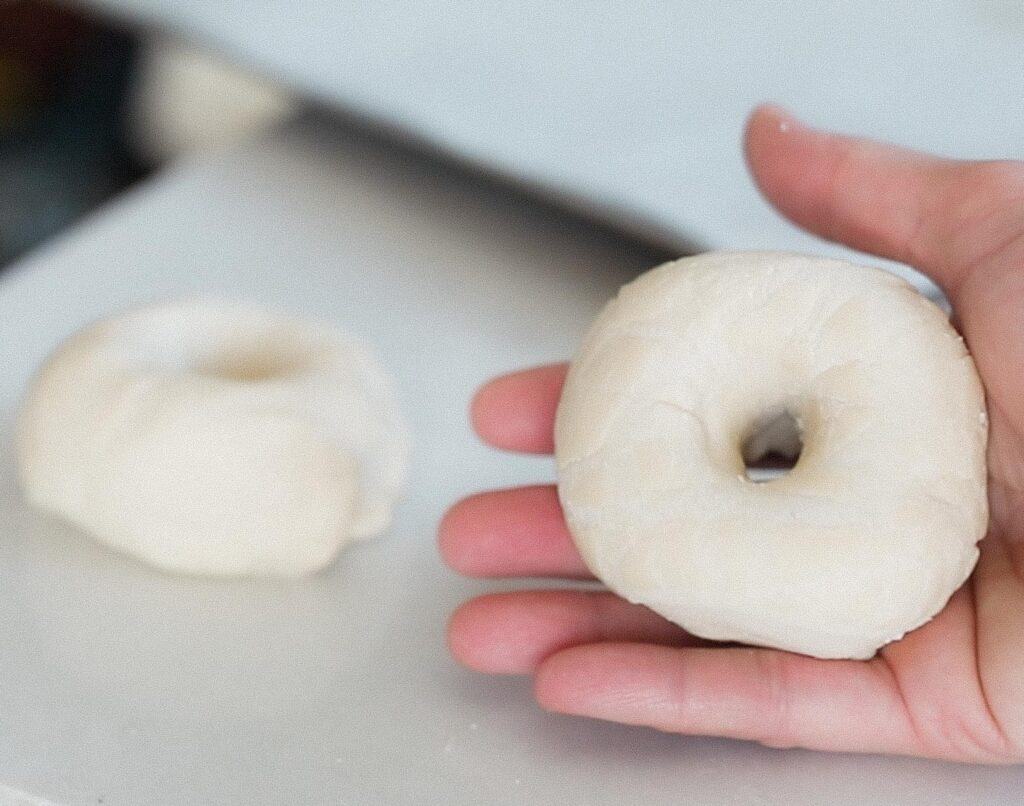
[439,484,592,579]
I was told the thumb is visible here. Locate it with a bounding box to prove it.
[743,104,1024,301]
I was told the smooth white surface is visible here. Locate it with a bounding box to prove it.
[556,253,987,659]
[0,123,1021,803]
[80,0,1024,289]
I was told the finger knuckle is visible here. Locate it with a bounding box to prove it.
[964,160,1024,201]
[948,161,1024,231]
[924,160,1024,277]
[935,691,1023,763]
[753,651,800,749]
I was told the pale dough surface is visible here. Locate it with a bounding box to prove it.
[555,251,988,659]
[17,300,409,576]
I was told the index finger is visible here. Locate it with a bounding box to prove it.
[471,363,568,453]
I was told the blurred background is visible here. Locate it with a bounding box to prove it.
[2,0,1020,282]
[0,1,138,265]
[0,0,297,267]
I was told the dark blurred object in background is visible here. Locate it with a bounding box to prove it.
[0,0,145,267]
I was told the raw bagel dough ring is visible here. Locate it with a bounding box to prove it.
[17,300,409,577]
[555,252,988,659]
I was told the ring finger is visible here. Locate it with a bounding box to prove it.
[448,590,702,674]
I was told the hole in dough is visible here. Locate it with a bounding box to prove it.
[197,342,310,382]
[741,408,803,483]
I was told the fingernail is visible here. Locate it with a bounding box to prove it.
[755,103,803,134]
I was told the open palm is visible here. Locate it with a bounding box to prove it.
[440,106,1024,762]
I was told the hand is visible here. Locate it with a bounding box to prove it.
[440,106,1024,762]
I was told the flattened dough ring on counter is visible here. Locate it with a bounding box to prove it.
[555,252,988,659]
[17,301,409,577]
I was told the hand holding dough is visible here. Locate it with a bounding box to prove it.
[555,252,988,659]
[17,301,409,577]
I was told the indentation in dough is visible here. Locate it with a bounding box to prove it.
[740,408,803,482]
[197,342,311,383]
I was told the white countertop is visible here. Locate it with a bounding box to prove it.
[0,121,1021,804]
[80,0,1024,289]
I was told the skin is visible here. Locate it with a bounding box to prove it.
[439,105,1024,763]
